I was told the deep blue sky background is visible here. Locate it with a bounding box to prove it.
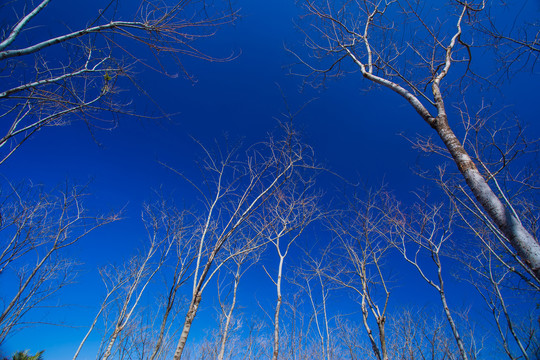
[1,0,539,358]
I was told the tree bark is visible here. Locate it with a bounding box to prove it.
[435,254,469,360]
[101,329,121,360]
[272,256,284,360]
[376,316,388,360]
[432,116,540,280]
[272,295,282,360]
[149,284,177,360]
[172,293,202,360]
[217,274,240,360]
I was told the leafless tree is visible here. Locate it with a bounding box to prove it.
[428,111,540,358]
[422,101,540,289]
[387,309,460,360]
[335,315,394,360]
[295,0,540,280]
[325,188,395,360]
[215,235,263,360]
[333,309,465,360]
[411,76,540,359]
[0,0,235,165]
[181,315,270,360]
[386,195,475,360]
[146,201,199,360]
[71,199,188,360]
[262,174,320,360]
[0,181,118,344]
[166,127,317,360]
[457,227,539,360]
[290,245,337,360]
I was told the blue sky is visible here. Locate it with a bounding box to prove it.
[1,0,539,359]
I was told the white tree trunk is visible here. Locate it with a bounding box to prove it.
[172,294,202,360]
[435,257,469,360]
[217,274,240,360]
[272,256,284,360]
[101,329,121,360]
[432,116,540,280]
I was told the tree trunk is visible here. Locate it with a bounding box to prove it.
[101,328,121,360]
[376,316,388,360]
[432,116,540,280]
[272,295,282,360]
[217,275,240,360]
[149,286,177,360]
[172,293,202,360]
[435,254,469,360]
[361,298,382,360]
[440,290,469,360]
[272,256,284,360]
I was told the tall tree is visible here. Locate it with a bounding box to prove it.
[263,176,320,360]
[296,0,540,280]
[168,127,317,360]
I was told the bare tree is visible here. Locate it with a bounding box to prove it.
[295,0,540,280]
[71,199,187,360]
[0,0,235,165]
[242,319,270,360]
[166,127,316,360]
[262,174,320,360]
[291,246,336,360]
[325,188,394,360]
[215,235,262,360]
[430,114,540,358]
[387,195,475,360]
[387,309,459,360]
[457,227,539,360]
[0,182,118,344]
[147,205,197,360]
